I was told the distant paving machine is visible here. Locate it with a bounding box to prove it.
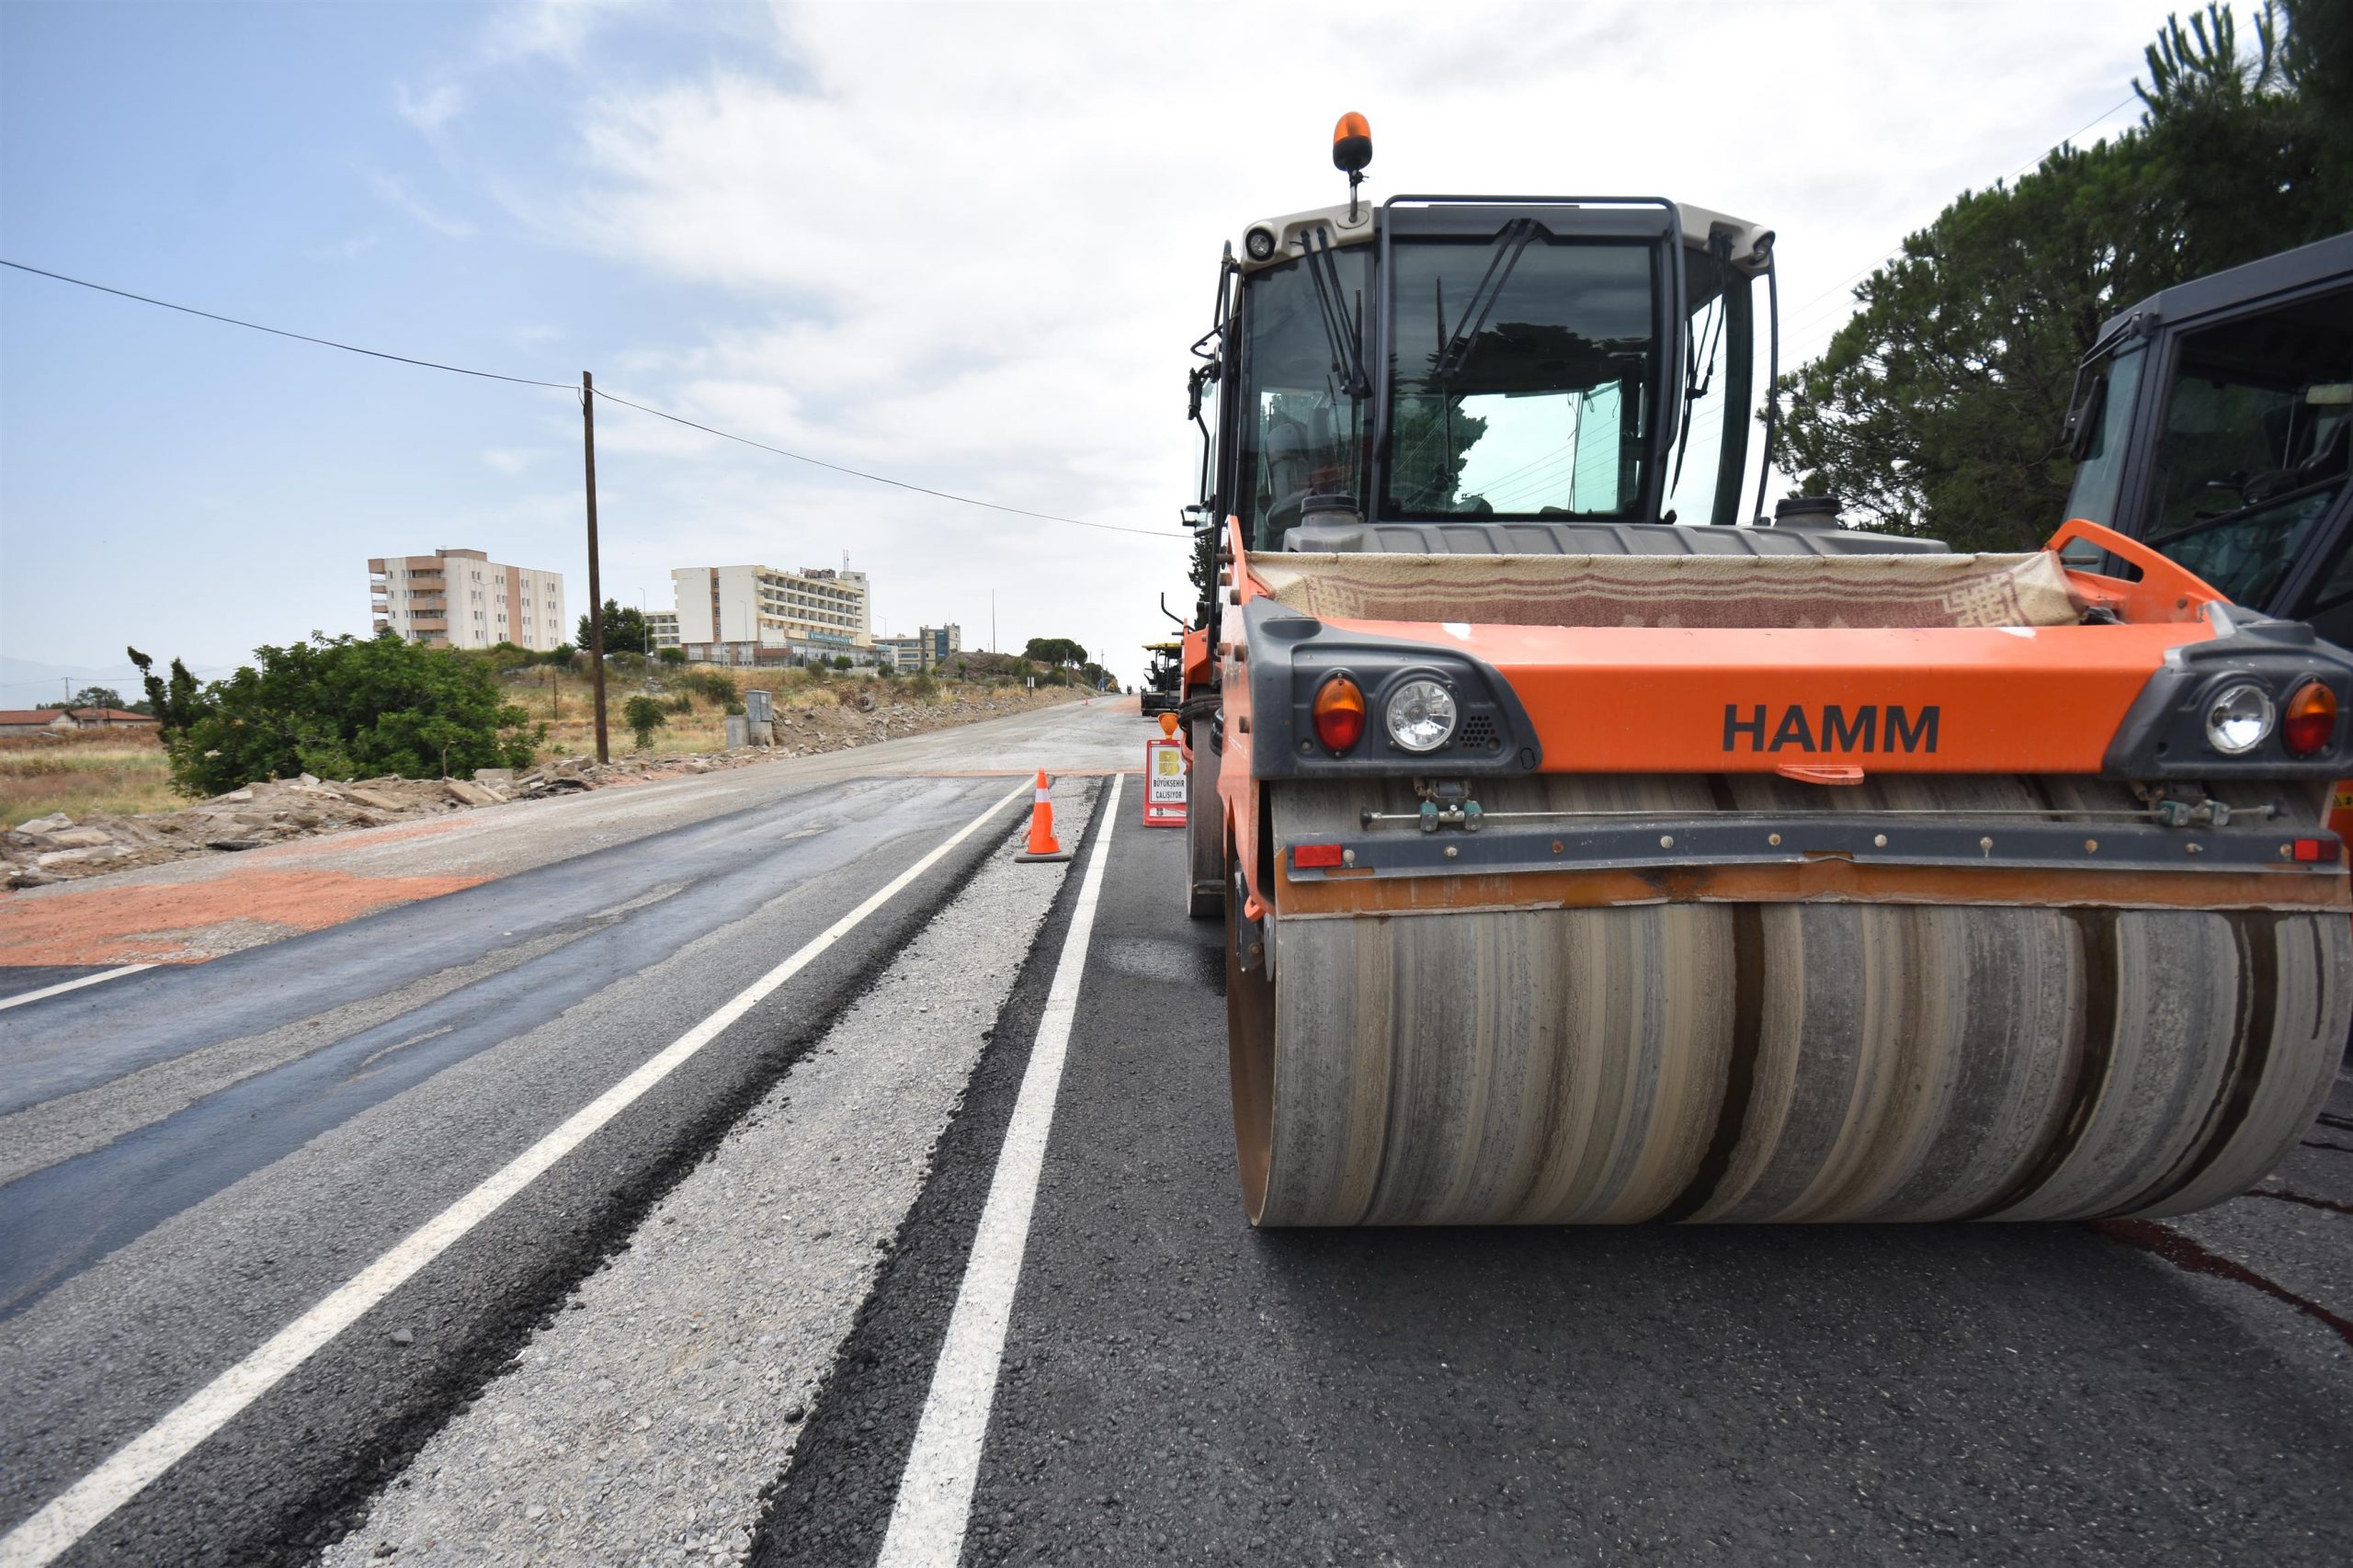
[1176,116,2353,1227]
[1142,641,1185,719]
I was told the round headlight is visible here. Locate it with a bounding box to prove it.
[1244,226,1278,261]
[1385,677,1458,753]
[2204,682,2276,755]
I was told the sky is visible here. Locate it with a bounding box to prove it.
[0,0,2177,697]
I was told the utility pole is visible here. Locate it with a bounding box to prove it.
[583,370,609,763]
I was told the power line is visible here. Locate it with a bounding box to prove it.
[590,387,1188,540]
[2,256,1182,542]
[1774,93,2143,344]
[0,258,576,389]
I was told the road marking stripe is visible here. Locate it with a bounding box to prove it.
[0,784,1027,1568]
[0,965,157,1014]
[877,772,1123,1567]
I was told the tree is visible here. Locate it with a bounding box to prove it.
[129,647,204,736]
[657,646,688,666]
[1777,1,2350,551]
[1022,637,1087,669]
[577,599,648,654]
[140,632,543,795]
[621,694,669,751]
[39,685,128,712]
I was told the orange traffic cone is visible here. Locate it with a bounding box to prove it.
[1015,769,1072,862]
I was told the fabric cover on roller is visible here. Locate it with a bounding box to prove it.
[1250,551,2085,631]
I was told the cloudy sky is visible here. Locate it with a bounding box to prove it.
[0,0,2174,695]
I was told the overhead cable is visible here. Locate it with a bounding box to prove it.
[1,256,1181,541]
[590,387,1188,540]
[0,258,577,389]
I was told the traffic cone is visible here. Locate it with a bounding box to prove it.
[1015,769,1072,862]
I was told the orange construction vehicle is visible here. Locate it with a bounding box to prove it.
[1176,117,2351,1226]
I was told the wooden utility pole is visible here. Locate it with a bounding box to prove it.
[583,369,609,763]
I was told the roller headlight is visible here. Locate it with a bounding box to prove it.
[1384,677,1458,753]
[2204,682,2276,756]
[1245,226,1278,261]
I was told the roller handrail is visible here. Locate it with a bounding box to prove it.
[2048,517,2227,622]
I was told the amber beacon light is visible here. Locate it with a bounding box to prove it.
[1332,112,1373,173]
[1333,111,1372,220]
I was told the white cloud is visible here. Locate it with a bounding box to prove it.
[368,171,474,237]
[435,0,2179,681]
[481,447,552,473]
[396,79,466,134]
[307,233,381,261]
[477,0,616,66]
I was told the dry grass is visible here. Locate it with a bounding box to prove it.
[500,664,999,760]
[0,730,180,828]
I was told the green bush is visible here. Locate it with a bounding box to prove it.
[622,694,669,750]
[677,668,738,706]
[908,672,938,699]
[150,631,543,794]
[657,646,688,666]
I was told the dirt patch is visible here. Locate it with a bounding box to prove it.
[0,869,489,965]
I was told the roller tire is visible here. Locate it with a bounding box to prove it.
[1231,776,2352,1226]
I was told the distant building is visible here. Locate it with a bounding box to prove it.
[0,707,157,734]
[646,610,680,650]
[371,549,566,652]
[0,710,76,735]
[875,624,963,673]
[669,565,871,654]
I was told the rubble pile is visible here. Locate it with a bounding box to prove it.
[3,686,1085,890]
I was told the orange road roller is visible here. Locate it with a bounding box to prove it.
[1175,117,2353,1225]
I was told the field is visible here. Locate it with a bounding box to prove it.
[506,664,987,757]
[4,664,1063,831]
[0,728,179,830]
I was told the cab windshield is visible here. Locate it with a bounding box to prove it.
[1381,234,1656,519]
[1233,249,1371,551]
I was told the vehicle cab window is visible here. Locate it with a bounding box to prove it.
[2141,285,2353,607]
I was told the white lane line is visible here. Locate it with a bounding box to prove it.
[877,772,1123,1568]
[0,784,1027,1568]
[0,965,158,1014]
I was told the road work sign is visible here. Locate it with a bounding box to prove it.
[1143,737,1187,828]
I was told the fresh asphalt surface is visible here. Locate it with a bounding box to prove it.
[756,805,2353,1567]
[4,698,2350,1566]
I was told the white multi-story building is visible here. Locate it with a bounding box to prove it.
[371,549,567,652]
[645,610,680,650]
[670,565,871,653]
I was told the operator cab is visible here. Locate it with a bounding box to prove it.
[1187,116,1782,559]
[2063,231,2353,643]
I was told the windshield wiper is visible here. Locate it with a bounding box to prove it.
[1435,218,1540,381]
[1302,227,1369,399]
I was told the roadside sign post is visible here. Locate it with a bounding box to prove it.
[1143,711,1187,828]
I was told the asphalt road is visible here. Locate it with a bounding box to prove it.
[4,695,2349,1567]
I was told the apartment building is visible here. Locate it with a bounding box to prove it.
[669,565,871,653]
[646,610,680,650]
[875,623,962,672]
[371,549,567,652]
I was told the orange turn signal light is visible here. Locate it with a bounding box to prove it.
[1312,675,1366,752]
[2283,680,2337,757]
[1332,111,1372,174]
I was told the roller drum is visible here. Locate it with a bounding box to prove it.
[1229,778,2350,1226]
